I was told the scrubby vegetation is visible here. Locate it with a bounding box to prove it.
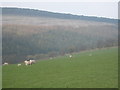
[2,8,118,63]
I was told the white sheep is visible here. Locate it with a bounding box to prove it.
[30,60,36,64]
[24,60,31,66]
[3,62,8,66]
[69,55,72,58]
[17,64,21,66]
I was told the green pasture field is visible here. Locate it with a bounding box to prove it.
[3,47,118,88]
[0,66,2,89]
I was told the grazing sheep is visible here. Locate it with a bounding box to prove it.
[3,62,8,66]
[17,64,21,66]
[30,60,36,64]
[24,60,36,66]
[69,55,72,58]
[24,60,31,65]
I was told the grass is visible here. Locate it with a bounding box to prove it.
[2,47,118,88]
[0,66,2,89]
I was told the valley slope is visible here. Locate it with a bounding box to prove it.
[1,8,118,63]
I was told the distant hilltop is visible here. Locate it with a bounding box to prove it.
[1,7,118,24]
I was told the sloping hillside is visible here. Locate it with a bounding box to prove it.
[2,7,117,23]
[2,8,118,63]
[3,47,118,88]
